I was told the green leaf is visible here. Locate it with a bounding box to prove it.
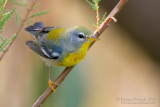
[88,18,97,28]
[27,10,51,19]
[0,0,5,5]
[19,14,22,20]
[8,32,17,42]
[0,0,6,19]
[86,0,97,10]
[15,11,23,26]
[0,0,3,4]
[92,0,101,3]
[0,8,15,31]
[0,6,3,15]
[97,0,101,3]
[21,0,27,3]
[92,0,97,3]
[0,35,4,41]
[33,3,40,9]
[100,12,107,24]
[15,11,20,26]
[10,0,27,6]
[24,19,34,25]
[0,33,17,52]
[0,38,7,51]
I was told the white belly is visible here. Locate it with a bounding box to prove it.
[40,57,59,66]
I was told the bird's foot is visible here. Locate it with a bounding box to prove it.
[48,80,58,92]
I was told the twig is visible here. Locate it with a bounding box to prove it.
[96,2,99,32]
[32,0,128,107]
[0,0,38,61]
[0,0,8,19]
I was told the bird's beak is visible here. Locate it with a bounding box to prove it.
[87,35,100,41]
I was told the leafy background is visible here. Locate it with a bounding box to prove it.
[0,0,160,107]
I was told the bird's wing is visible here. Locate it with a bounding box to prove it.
[25,22,62,59]
[26,40,60,59]
[39,38,61,59]
[37,28,66,60]
[26,41,49,58]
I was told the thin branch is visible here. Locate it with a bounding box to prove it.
[0,0,38,61]
[0,0,8,19]
[32,0,128,107]
[96,2,99,31]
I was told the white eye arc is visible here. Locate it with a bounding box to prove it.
[78,33,86,39]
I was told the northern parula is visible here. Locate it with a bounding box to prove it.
[25,22,99,91]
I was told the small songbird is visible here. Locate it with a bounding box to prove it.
[25,22,99,92]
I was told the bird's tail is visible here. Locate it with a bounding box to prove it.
[25,22,57,39]
[25,22,45,37]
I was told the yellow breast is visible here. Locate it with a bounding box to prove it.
[58,41,91,67]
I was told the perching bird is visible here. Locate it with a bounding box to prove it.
[25,22,99,92]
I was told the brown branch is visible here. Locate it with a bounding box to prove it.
[0,0,38,61]
[32,0,128,107]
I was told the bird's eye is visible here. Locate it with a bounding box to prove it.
[78,33,85,39]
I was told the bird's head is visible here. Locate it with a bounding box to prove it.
[65,26,99,48]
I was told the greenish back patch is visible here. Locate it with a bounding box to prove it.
[46,28,65,40]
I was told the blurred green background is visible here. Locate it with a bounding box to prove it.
[0,0,160,107]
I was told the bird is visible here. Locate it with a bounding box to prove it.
[25,22,99,92]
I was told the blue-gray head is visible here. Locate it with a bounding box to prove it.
[64,26,99,48]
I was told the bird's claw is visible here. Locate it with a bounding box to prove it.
[48,80,57,92]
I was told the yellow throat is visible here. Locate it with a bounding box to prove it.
[58,41,92,67]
